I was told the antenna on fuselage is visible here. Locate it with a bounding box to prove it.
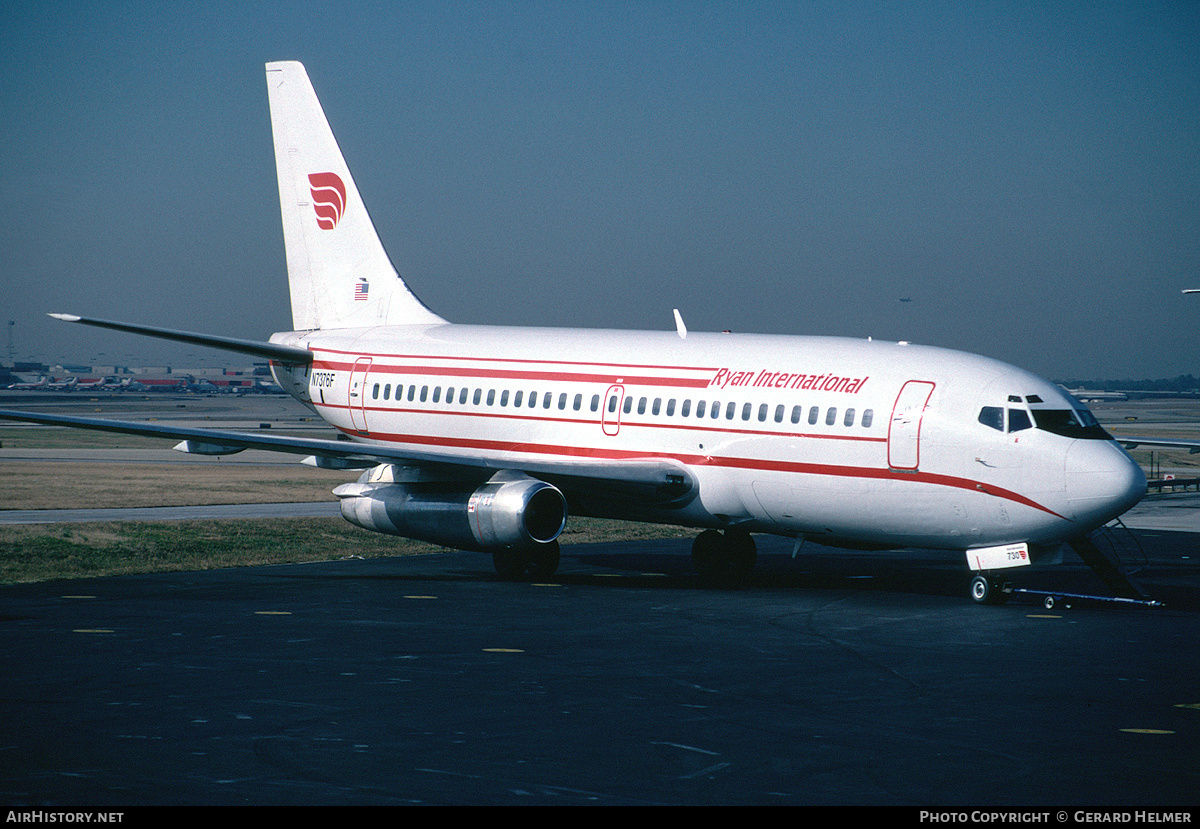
[673,309,688,340]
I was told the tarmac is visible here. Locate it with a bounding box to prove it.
[0,525,1198,808]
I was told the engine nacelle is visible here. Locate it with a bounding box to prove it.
[332,470,567,552]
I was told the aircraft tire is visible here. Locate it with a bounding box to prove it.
[528,540,560,580]
[691,530,725,581]
[493,547,532,580]
[970,574,1008,605]
[692,529,756,583]
[493,541,560,580]
[725,530,757,580]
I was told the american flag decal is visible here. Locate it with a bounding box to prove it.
[308,172,347,230]
[354,281,369,301]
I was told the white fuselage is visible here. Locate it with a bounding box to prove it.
[269,324,1147,552]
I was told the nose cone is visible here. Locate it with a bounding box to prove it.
[1065,441,1147,530]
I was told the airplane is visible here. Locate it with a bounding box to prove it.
[45,377,77,391]
[72,376,108,391]
[5,376,48,390]
[0,60,1185,604]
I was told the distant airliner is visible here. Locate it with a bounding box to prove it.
[0,62,1177,603]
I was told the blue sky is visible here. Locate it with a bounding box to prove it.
[1,1,1197,379]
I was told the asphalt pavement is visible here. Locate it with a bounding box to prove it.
[0,530,1197,809]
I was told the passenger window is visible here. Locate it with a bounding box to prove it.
[637,397,647,415]
[681,399,691,417]
[408,386,416,402]
[652,398,662,416]
[1008,409,1032,432]
[774,404,784,423]
[624,397,633,414]
[712,401,722,419]
[460,388,469,404]
[808,406,819,425]
[862,409,873,428]
[473,388,482,405]
[791,406,802,424]
[826,407,837,426]
[486,389,495,406]
[543,393,551,409]
[446,386,454,403]
[666,399,676,416]
[420,386,428,402]
[978,406,1004,431]
[726,402,736,420]
[513,390,523,407]
[844,408,855,427]
[372,383,380,400]
[432,386,441,403]
[384,384,391,400]
[696,400,706,418]
[608,395,619,413]
[558,393,567,410]
[528,391,538,408]
[742,402,752,421]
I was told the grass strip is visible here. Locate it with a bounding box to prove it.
[0,516,695,585]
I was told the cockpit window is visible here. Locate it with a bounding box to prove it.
[1008,409,1032,432]
[1030,402,1111,440]
[978,406,1004,431]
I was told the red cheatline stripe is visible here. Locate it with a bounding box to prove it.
[327,422,1066,520]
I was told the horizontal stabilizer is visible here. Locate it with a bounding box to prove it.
[48,313,311,363]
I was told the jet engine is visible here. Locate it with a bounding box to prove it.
[332,469,567,553]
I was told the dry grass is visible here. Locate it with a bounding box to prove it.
[0,516,694,584]
[1,461,353,509]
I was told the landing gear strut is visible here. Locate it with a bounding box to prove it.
[691,529,757,582]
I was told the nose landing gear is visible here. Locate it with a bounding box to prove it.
[970,574,1009,605]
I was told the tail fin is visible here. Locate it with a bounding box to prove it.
[265,61,445,330]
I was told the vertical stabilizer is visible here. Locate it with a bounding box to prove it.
[265,61,445,330]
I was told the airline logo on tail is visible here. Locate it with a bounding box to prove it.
[308,172,347,229]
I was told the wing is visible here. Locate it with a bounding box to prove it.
[1113,435,1200,454]
[0,408,696,507]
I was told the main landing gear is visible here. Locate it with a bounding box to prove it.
[493,540,561,580]
[691,529,757,582]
